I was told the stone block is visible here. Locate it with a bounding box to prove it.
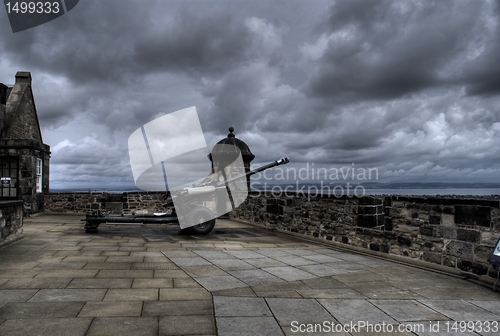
[397,236,412,246]
[446,241,473,259]
[429,215,441,224]
[456,228,481,243]
[474,245,493,263]
[356,214,384,228]
[480,231,500,246]
[441,213,455,227]
[455,205,491,227]
[432,205,443,213]
[422,251,442,265]
[443,256,456,267]
[384,217,393,231]
[443,206,454,214]
[358,196,382,205]
[457,259,488,275]
[434,226,456,239]
[419,225,434,236]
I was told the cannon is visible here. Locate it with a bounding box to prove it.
[83,156,289,234]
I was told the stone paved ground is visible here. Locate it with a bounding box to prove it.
[1,215,500,335]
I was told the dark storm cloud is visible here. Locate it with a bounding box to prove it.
[461,0,500,96]
[306,0,484,100]
[133,9,251,75]
[1,1,251,83]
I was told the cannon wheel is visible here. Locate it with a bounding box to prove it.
[187,206,216,235]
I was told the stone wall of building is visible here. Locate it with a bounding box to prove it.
[43,191,500,280]
[0,139,51,213]
[0,200,23,247]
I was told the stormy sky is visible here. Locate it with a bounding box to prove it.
[1,0,500,190]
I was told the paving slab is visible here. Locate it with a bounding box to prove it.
[212,287,257,297]
[159,287,212,301]
[298,264,350,276]
[104,288,158,301]
[228,269,284,286]
[266,297,335,326]
[0,302,84,318]
[301,277,349,289]
[243,257,287,268]
[0,289,38,302]
[217,316,284,336]
[270,255,319,266]
[173,277,202,288]
[193,250,236,260]
[154,269,191,278]
[194,275,248,291]
[214,296,273,317]
[34,261,87,269]
[159,315,215,335]
[34,269,98,278]
[262,266,316,281]
[84,262,133,270]
[96,270,154,278]
[182,265,229,277]
[297,288,367,299]
[143,300,212,316]
[87,317,158,336]
[225,250,267,259]
[210,258,256,271]
[132,278,174,288]
[79,301,143,317]
[0,317,92,336]
[169,256,212,267]
[29,288,107,302]
[67,278,133,289]
[319,299,398,325]
[254,290,303,298]
[131,262,178,270]
[370,299,449,322]
[419,300,500,321]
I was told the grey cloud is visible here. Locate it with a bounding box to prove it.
[307,0,484,100]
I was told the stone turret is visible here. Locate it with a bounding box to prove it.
[208,127,255,189]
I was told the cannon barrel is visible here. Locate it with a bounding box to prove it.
[217,156,289,187]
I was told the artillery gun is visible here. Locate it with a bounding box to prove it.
[83,156,289,234]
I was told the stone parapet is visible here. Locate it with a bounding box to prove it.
[0,200,23,247]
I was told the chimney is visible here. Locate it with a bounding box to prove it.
[15,71,32,85]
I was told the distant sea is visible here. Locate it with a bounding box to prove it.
[51,187,500,197]
[362,188,500,196]
[252,185,500,197]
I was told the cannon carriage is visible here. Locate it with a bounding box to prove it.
[82,156,289,234]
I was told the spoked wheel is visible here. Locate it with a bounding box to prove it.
[186,206,216,235]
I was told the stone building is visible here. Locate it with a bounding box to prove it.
[0,72,50,213]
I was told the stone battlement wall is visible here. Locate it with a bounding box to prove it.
[44,192,166,215]
[43,191,500,280]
